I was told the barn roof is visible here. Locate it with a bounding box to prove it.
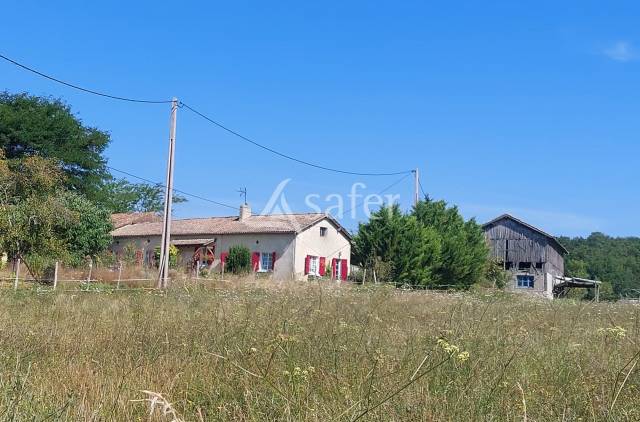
[111,213,352,240]
[482,214,569,255]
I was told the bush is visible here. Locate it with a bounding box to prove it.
[154,244,178,269]
[226,245,251,274]
[484,259,510,289]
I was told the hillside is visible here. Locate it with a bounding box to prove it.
[559,233,640,299]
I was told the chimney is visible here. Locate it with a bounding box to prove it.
[239,203,251,221]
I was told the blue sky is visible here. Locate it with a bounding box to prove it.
[1,1,639,237]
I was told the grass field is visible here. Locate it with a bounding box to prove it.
[0,281,638,421]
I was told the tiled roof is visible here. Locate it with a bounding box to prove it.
[111,212,162,229]
[111,213,330,238]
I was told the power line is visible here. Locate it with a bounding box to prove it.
[106,166,237,210]
[418,178,428,200]
[343,172,413,218]
[1,53,412,176]
[0,53,172,104]
[180,102,413,177]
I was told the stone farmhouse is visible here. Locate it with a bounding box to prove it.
[110,205,352,281]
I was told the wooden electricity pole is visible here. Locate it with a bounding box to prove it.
[158,97,178,289]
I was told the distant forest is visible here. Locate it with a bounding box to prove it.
[559,233,640,299]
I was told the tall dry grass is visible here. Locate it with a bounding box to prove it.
[0,281,638,420]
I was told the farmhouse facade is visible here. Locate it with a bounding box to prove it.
[483,214,568,298]
[110,205,352,281]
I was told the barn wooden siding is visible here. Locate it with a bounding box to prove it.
[484,218,564,277]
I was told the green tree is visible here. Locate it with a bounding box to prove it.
[352,204,404,268]
[226,245,251,274]
[412,199,488,289]
[0,92,110,200]
[100,179,186,213]
[354,198,488,289]
[393,216,441,287]
[559,232,640,299]
[0,154,112,279]
[61,192,113,265]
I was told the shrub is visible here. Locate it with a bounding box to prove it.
[153,244,178,269]
[484,259,510,289]
[226,245,251,274]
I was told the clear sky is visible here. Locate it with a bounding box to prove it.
[1,1,639,237]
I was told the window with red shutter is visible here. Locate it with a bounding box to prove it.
[340,259,348,281]
[319,257,326,276]
[304,255,311,275]
[251,252,260,272]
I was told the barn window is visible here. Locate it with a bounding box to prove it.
[516,275,534,289]
[320,227,328,237]
[518,262,532,270]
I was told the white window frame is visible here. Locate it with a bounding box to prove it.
[334,259,342,280]
[308,256,320,276]
[516,274,534,289]
[259,252,273,272]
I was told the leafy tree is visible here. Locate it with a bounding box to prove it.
[100,178,186,213]
[0,153,112,279]
[353,199,486,289]
[413,199,488,289]
[393,216,441,287]
[559,232,640,298]
[352,204,404,268]
[0,92,186,214]
[0,92,110,200]
[61,192,113,265]
[226,245,251,274]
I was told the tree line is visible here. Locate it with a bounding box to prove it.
[559,233,640,300]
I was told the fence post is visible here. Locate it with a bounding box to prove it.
[87,258,93,284]
[14,258,20,290]
[53,261,59,290]
[117,261,122,290]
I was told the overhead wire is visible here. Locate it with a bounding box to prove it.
[107,166,237,210]
[179,101,413,177]
[0,53,412,177]
[418,177,428,200]
[0,53,172,104]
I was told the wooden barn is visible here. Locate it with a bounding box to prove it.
[483,214,599,299]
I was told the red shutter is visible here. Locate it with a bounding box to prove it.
[252,252,261,271]
[304,255,311,275]
[331,258,337,279]
[319,257,326,276]
[341,259,348,281]
[271,252,277,270]
[220,252,228,264]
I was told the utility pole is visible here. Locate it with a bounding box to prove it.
[413,168,420,207]
[158,97,178,289]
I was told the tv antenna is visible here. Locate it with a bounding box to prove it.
[238,187,247,204]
